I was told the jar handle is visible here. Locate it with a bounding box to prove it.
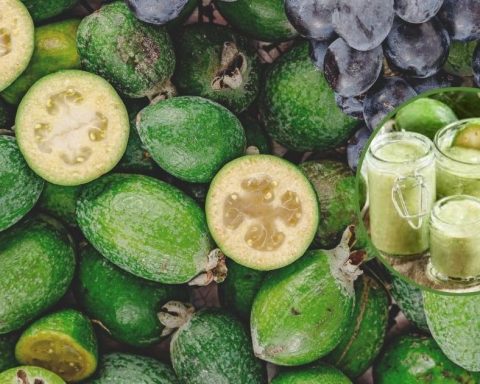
[391,175,429,230]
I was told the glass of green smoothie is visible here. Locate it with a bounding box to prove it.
[366,132,436,258]
[435,119,480,199]
[429,195,480,284]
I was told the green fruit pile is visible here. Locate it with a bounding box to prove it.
[1,1,479,383]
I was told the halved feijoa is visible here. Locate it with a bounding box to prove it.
[0,135,44,231]
[0,0,34,92]
[0,366,65,384]
[15,70,129,186]
[206,155,318,270]
[453,120,480,149]
[15,309,98,382]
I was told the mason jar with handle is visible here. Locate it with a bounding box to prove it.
[366,131,436,258]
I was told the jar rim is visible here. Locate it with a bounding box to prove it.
[432,194,480,226]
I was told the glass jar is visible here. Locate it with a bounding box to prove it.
[429,195,480,283]
[435,118,480,199]
[366,131,436,258]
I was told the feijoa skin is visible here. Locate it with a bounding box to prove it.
[424,292,480,372]
[214,0,298,42]
[38,183,81,227]
[444,40,477,77]
[136,96,246,183]
[20,0,78,22]
[76,2,175,98]
[86,352,179,384]
[0,333,18,372]
[219,259,266,321]
[76,173,215,284]
[1,19,81,105]
[173,24,260,114]
[271,363,352,384]
[0,135,44,232]
[0,366,65,384]
[76,246,189,347]
[325,274,389,378]
[260,42,357,152]
[373,333,480,383]
[300,160,357,249]
[0,215,76,334]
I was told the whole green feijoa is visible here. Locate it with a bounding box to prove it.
[373,333,480,383]
[21,0,78,22]
[389,273,429,332]
[325,274,389,378]
[0,333,18,371]
[395,98,458,140]
[271,363,352,383]
[160,304,265,384]
[77,2,175,98]
[38,183,81,226]
[260,42,357,152]
[76,173,219,285]
[173,24,260,114]
[0,135,44,232]
[300,160,357,248]
[219,259,266,321]
[1,19,81,105]
[76,246,189,347]
[240,114,272,154]
[444,40,477,77]
[423,292,480,372]
[85,352,179,384]
[0,366,65,384]
[0,215,76,334]
[251,230,358,366]
[214,0,298,42]
[136,96,246,183]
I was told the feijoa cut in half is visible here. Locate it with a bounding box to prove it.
[0,366,65,384]
[15,70,129,186]
[15,309,98,382]
[206,154,319,270]
[0,0,34,92]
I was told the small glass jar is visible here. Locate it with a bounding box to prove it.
[366,131,436,258]
[429,195,480,283]
[435,119,480,199]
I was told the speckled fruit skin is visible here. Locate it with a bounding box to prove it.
[300,160,357,249]
[76,2,175,98]
[0,136,44,231]
[76,173,214,284]
[214,0,298,42]
[0,333,18,371]
[76,246,189,347]
[251,250,355,366]
[271,363,352,384]
[38,183,81,226]
[0,215,75,334]
[1,19,81,105]
[373,333,480,383]
[259,42,357,152]
[325,274,389,378]
[240,114,272,154]
[219,259,266,321]
[423,292,480,372]
[173,24,260,114]
[0,366,65,384]
[137,96,246,183]
[170,308,266,384]
[444,40,477,77]
[20,0,78,21]
[389,273,429,332]
[15,309,98,382]
[85,352,179,384]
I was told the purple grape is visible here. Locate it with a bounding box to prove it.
[324,38,383,97]
[347,123,371,171]
[384,17,450,78]
[363,77,417,131]
[332,0,395,51]
[285,0,336,41]
[406,70,463,93]
[309,40,330,70]
[473,43,480,86]
[125,0,190,25]
[394,0,443,23]
[335,93,365,120]
[439,0,480,41]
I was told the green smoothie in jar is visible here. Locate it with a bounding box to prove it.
[435,119,480,198]
[429,195,480,283]
[366,132,436,258]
